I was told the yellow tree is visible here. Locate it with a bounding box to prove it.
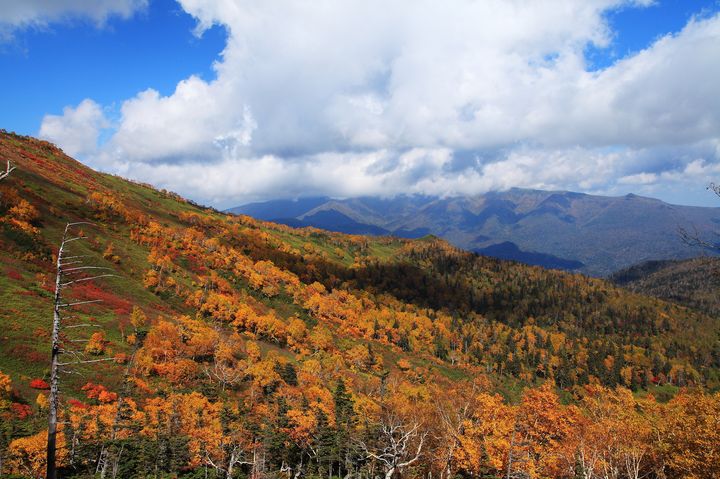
[432,379,490,479]
[455,392,515,477]
[579,386,657,479]
[0,370,11,411]
[7,431,67,478]
[512,383,580,479]
[659,391,720,479]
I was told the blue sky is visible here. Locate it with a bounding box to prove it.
[0,0,226,136]
[586,0,719,69]
[3,1,715,136]
[1,0,719,208]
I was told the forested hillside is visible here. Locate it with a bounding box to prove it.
[611,257,720,318]
[1,130,719,478]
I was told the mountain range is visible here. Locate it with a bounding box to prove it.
[229,191,720,276]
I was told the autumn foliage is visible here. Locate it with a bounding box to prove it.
[0,131,719,478]
[29,378,49,390]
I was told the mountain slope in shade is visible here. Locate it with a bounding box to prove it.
[229,190,719,275]
[610,256,720,317]
[475,241,585,270]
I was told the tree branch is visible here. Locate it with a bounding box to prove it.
[60,274,118,287]
[0,160,15,181]
[58,299,103,308]
[57,357,116,366]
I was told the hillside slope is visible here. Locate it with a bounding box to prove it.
[230,190,719,275]
[611,256,720,317]
[1,131,719,478]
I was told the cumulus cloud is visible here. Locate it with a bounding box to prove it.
[102,146,634,206]
[0,0,147,39]
[39,99,109,157]
[37,0,720,207]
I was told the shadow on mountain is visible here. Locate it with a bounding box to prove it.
[227,197,330,218]
[231,231,696,338]
[609,256,720,317]
[610,259,678,285]
[475,242,584,271]
[226,231,480,314]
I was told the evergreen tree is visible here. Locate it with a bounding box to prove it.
[313,410,336,477]
[333,379,357,477]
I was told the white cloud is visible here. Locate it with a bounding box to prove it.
[0,0,147,39]
[618,172,658,185]
[39,99,109,157]
[36,1,720,207]
[104,146,625,208]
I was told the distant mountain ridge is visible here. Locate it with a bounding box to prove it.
[475,241,585,271]
[228,190,720,275]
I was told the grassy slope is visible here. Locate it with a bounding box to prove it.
[0,132,412,399]
[1,131,718,406]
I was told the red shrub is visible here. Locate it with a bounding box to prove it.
[6,269,22,281]
[11,403,32,419]
[68,399,88,409]
[114,353,128,364]
[29,378,49,390]
[71,282,132,316]
[82,382,118,403]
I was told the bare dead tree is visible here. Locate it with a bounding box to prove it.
[47,222,117,479]
[280,455,306,479]
[204,343,246,391]
[360,415,427,479]
[0,160,15,182]
[205,445,255,479]
[678,223,720,250]
[0,161,16,208]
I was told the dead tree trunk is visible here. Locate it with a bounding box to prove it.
[46,223,68,479]
[0,161,15,182]
[47,222,117,479]
[0,160,16,207]
[361,416,427,479]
